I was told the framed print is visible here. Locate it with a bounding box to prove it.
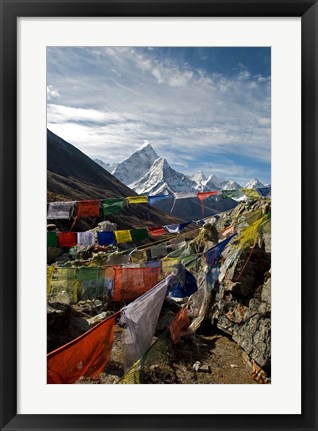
[0,0,317,430]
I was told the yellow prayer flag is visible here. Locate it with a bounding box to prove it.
[47,266,54,294]
[237,214,268,248]
[241,188,260,199]
[114,230,133,244]
[117,360,141,384]
[126,196,148,204]
[161,257,179,273]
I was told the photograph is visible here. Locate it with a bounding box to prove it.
[46,46,272,385]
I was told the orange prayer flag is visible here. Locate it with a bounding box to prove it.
[218,224,235,239]
[76,200,101,217]
[169,307,190,344]
[197,191,219,201]
[47,312,119,384]
[112,266,161,302]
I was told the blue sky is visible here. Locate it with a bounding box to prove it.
[47,47,271,185]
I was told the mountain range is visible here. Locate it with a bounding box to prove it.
[94,144,266,195]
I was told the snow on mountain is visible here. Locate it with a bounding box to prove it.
[94,159,117,173]
[129,157,198,196]
[244,178,265,189]
[191,170,207,185]
[221,180,242,190]
[110,144,159,185]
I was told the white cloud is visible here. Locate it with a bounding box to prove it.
[47,85,60,100]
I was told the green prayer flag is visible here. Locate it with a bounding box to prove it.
[131,228,150,242]
[221,190,241,199]
[102,198,125,216]
[47,231,58,247]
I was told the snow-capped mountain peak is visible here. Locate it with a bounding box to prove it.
[192,170,207,184]
[221,180,242,190]
[109,143,159,185]
[244,178,265,189]
[129,157,197,196]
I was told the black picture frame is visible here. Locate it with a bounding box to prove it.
[1,1,317,430]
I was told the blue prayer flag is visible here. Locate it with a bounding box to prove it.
[97,231,115,246]
[205,234,237,267]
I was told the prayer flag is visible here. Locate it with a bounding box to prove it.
[205,234,237,267]
[102,198,125,216]
[126,196,148,204]
[48,279,79,304]
[197,191,219,200]
[148,226,167,237]
[47,201,75,220]
[164,222,191,234]
[77,231,95,247]
[77,267,105,300]
[169,308,190,344]
[173,192,197,199]
[117,360,141,384]
[97,231,115,246]
[114,230,133,244]
[106,252,129,265]
[150,242,167,259]
[76,200,100,218]
[112,266,161,302]
[168,267,197,298]
[161,257,179,274]
[221,190,241,199]
[257,186,271,197]
[58,232,77,247]
[129,249,148,264]
[241,188,260,199]
[47,231,58,247]
[47,312,118,384]
[218,224,235,239]
[47,266,54,294]
[121,276,171,368]
[148,194,171,205]
[131,228,149,242]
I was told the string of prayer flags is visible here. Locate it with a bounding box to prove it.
[125,196,148,204]
[205,234,237,267]
[164,222,191,234]
[150,242,167,259]
[47,231,58,247]
[97,231,115,246]
[114,230,133,244]
[148,194,171,205]
[121,275,172,369]
[47,312,119,384]
[257,186,271,197]
[131,228,149,242]
[169,307,190,344]
[76,200,100,218]
[77,231,95,247]
[241,188,261,200]
[148,226,167,237]
[102,198,125,216]
[112,266,161,302]
[58,232,77,247]
[47,201,75,220]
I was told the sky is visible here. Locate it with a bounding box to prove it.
[47,47,271,185]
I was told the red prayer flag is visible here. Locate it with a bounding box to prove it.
[76,200,101,218]
[112,266,161,302]
[197,191,219,201]
[169,308,190,344]
[58,232,77,247]
[148,226,167,237]
[47,312,119,384]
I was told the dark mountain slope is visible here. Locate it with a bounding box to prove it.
[47,130,180,229]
